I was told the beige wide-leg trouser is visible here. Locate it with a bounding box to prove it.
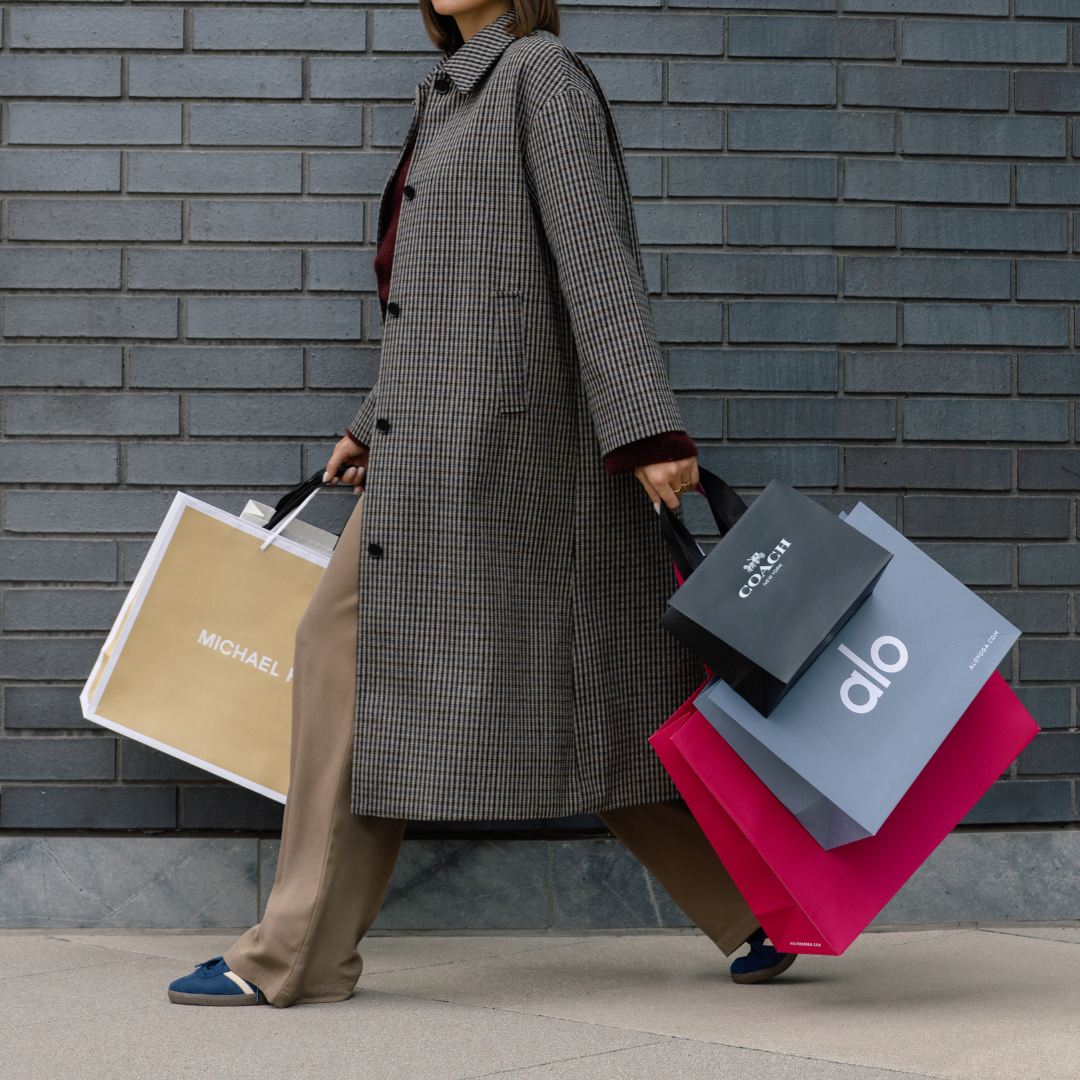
[225,500,759,1008]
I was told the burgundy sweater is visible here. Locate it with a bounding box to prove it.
[350,152,697,475]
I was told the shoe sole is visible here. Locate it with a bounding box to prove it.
[730,951,797,985]
[168,990,260,1006]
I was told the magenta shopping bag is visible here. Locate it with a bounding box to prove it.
[650,671,1038,956]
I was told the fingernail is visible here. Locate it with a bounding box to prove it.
[653,502,661,514]
[357,466,365,477]
[322,471,330,483]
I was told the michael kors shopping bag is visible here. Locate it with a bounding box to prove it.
[81,485,338,802]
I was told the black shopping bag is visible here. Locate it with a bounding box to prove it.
[659,472,892,716]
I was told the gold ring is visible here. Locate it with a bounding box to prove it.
[673,482,690,495]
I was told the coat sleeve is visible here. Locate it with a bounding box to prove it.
[523,87,685,457]
[348,382,380,447]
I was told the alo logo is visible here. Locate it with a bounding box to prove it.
[738,539,792,598]
[837,636,908,714]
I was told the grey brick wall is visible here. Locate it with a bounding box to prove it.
[1,3,1078,838]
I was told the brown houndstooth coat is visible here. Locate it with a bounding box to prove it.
[347,11,700,819]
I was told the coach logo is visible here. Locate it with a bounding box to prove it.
[738,539,791,598]
[838,636,908,714]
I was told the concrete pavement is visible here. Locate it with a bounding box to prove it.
[2,925,1077,1079]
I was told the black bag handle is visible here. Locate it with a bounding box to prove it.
[658,467,747,581]
[265,464,351,531]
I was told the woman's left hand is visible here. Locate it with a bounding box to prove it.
[634,457,700,511]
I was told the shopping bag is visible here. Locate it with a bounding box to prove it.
[699,502,1018,847]
[80,486,338,802]
[650,672,1038,955]
[660,473,892,715]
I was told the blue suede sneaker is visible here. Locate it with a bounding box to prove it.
[729,929,797,985]
[168,957,263,1006]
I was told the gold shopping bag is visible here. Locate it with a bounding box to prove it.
[81,493,334,802]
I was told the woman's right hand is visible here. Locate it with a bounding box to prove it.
[324,436,369,494]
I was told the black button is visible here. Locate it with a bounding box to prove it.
[376,418,390,433]
[386,301,400,317]
[368,543,384,559]
[403,184,415,201]
[434,76,452,93]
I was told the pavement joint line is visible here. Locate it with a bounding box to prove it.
[352,985,689,1042]
[862,928,976,951]
[45,933,225,961]
[0,946,147,985]
[360,937,597,976]
[455,1036,674,1080]
[651,1037,952,1080]
[2,991,174,1037]
[458,1031,945,1080]
[975,927,1080,946]
[973,920,1080,930]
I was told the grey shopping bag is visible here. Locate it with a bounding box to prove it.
[698,502,1019,849]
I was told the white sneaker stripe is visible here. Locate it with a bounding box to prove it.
[223,970,254,995]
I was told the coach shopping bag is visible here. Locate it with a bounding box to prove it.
[698,502,1018,848]
[650,672,1038,956]
[80,484,339,802]
[660,473,892,716]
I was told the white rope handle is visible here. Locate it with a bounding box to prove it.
[259,485,323,552]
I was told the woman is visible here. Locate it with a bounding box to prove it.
[168,0,795,1008]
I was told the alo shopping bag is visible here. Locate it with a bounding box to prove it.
[650,672,1038,955]
[699,502,1018,848]
[660,474,892,716]
[80,485,339,802]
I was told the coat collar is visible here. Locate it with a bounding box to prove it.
[439,10,518,94]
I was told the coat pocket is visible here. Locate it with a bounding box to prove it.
[494,291,528,413]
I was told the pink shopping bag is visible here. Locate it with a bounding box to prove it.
[650,671,1038,956]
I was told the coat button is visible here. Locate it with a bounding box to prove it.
[403,184,415,200]
[386,301,401,317]
[368,543,384,559]
[434,75,452,93]
[376,418,390,433]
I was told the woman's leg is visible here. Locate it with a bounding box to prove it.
[224,499,406,1007]
[598,800,760,956]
